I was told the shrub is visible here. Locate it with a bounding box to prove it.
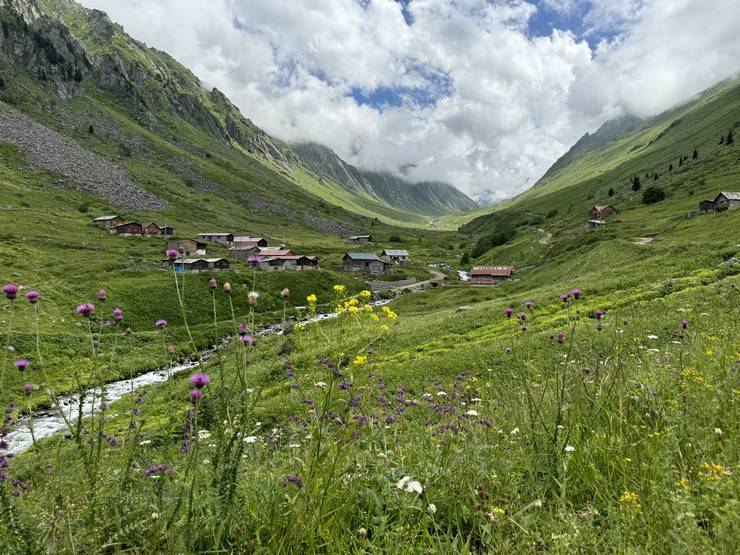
[388,235,402,243]
[642,186,666,205]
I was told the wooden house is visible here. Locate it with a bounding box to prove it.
[228,245,261,261]
[586,219,606,229]
[469,266,514,286]
[160,226,174,237]
[713,192,740,211]
[699,199,715,213]
[92,215,123,229]
[257,247,294,258]
[232,236,268,248]
[173,259,209,273]
[382,249,410,264]
[342,253,390,275]
[260,255,319,272]
[205,258,230,271]
[589,205,617,220]
[142,222,161,236]
[111,222,143,236]
[348,235,372,244]
[166,239,206,256]
[197,232,234,245]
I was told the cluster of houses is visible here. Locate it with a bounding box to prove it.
[699,192,740,213]
[342,249,411,275]
[92,215,174,237]
[160,232,319,273]
[586,204,617,229]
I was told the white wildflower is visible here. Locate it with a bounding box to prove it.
[471,397,482,403]
[714,428,723,436]
[436,391,447,396]
[289,443,301,449]
[510,427,520,436]
[198,430,211,440]
[564,445,575,453]
[465,410,479,416]
[533,499,543,508]
[243,436,258,444]
[315,381,328,388]
[428,503,437,514]
[647,334,658,340]
[396,476,423,494]
[138,440,152,446]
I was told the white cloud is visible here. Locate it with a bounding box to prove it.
[78,0,740,203]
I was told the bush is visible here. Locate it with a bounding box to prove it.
[546,209,558,219]
[642,186,666,205]
[388,235,402,243]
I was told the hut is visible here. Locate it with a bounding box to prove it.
[228,245,261,261]
[232,236,268,248]
[260,255,319,272]
[381,249,410,264]
[586,219,606,229]
[342,253,390,275]
[589,205,617,220]
[348,235,372,244]
[197,233,234,245]
[142,222,161,236]
[111,222,143,236]
[257,247,294,258]
[699,199,715,213]
[713,192,740,211]
[205,258,230,271]
[469,266,514,286]
[166,239,207,256]
[92,215,123,229]
[171,259,209,273]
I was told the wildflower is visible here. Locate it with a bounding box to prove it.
[247,291,259,306]
[167,345,174,354]
[505,347,513,354]
[189,389,203,403]
[597,322,603,331]
[465,409,479,416]
[488,507,505,517]
[2,284,18,300]
[360,290,371,299]
[223,282,232,293]
[510,427,520,435]
[238,322,249,334]
[97,289,107,301]
[240,335,254,346]
[619,490,640,508]
[428,503,437,514]
[571,288,582,299]
[359,527,367,538]
[681,319,689,329]
[166,249,178,259]
[23,383,32,396]
[284,474,303,488]
[112,307,123,321]
[714,427,723,436]
[560,293,569,303]
[25,290,39,304]
[281,288,290,299]
[505,307,513,318]
[518,312,526,321]
[524,299,533,310]
[76,303,95,316]
[594,309,604,319]
[556,331,565,343]
[564,445,575,453]
[396,476,423,494]
[247,255,261,268]
[333,284,347,295]
[314,381,328,388]
[14,359,30,372]
[155,319,167,329]
[339,381,353,390]
[352,355,367,366]
[190,373,210,389]
[294,323,305,332]
[198,429,211,440]
[307,294,317,304]
[208,278,217,289]
[243,436,257,443]
[705,348,714,357]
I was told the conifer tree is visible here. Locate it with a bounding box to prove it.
[727,130,734,145]
[692,149,698,159]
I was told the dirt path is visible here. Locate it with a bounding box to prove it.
[537,228,552,245]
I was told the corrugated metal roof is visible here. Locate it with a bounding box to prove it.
[470,266,514,277]
[233,236,265,242]
[93,215,120,221]
[383,249,409,256]
[718,191,740,200]
[345,252,386,262]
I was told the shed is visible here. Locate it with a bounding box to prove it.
[232,236,268,248]
[175,259,209,272]
[92,215,124,229]
[343,253,390,275]
[167,239,207,256]
[142,222,161,236]
[205,258,230,271]
[586,219,606,229]
[469,266,514,286]
[713,192,740,211]
[699,200,715,213]
[348,235,372,244]
[381,249,410,264]
[589,205,617,220]
[111,222,143,236]
[258,247,294,258]
[228,245,261,261]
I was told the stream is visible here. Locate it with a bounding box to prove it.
[5,300,391,455]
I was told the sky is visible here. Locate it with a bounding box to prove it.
[79,0,740,203]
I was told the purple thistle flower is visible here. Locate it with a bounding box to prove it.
[189,389,203,403]
[190,373,210,389]
[112,307,123,321]
[167,344,174,354]
[238,322,249,334]
[208,278,217,289]
[560,293,569,303]
[76,303,95,316]
[25,290,39,304]
[291,382,299,390]
[248,291,259,306]
[594,309,604,320]
[571,288,582,299]
[339,381,352,390]
[517,312,526,321]
[504,307,513,318]
[556,331,565,343]
[2,284,18,300]
[284,474,303,488]
[524,299,533,310]
[247,255,261,268]
[520,323,528,332]
[97,289,107,301]
[23,383,32,396]
[240,335,254,346]
[166,249,178,260]
[14,359,30,372]
[281,288,290,299]
[681,319,689,329]
[155,319,167,329]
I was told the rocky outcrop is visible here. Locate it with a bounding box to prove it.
[0,104,168,210]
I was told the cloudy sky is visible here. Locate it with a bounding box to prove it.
[80,0,740,203]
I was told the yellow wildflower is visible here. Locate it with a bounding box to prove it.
[294,323,305,332]
[699,462,731,480]
[360,290,371,299]
[352,355,367,366]
[364,304,374,312]
[333,284,347,295]
[619,490,640,508]
[705,348,714,357]
[675,477,689,489]
[381,324,389,333]
[307,294,317,304]
[348,306,359,314]
[370,314,380,321]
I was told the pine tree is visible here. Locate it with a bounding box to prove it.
[608,187,615,197]
[460,251,470,267]
[668,163,672,171]
[653,173,659,181]
[631,176,641,192]
[719,135,724,145]
[727,130,734,145]
[692,149,698,159]
[88,124,94,134]
[678,157,682,167]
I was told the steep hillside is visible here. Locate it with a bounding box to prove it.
[293,142,479,217]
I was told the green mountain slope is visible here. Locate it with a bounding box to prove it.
[292,142,479,217]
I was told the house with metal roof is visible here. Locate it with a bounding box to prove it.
[92,215,124,229]
[348,235,372,244]
[343,252,390,274]
[589,205,617,220]
[232,236,268,248]
[713,191,740,211]
[197,233,234,245]
[469,266,514,286]
[381,249,411,265]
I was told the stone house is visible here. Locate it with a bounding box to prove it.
[382,249,410,264]
[713,192,740,211]
[342,253,390,275]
